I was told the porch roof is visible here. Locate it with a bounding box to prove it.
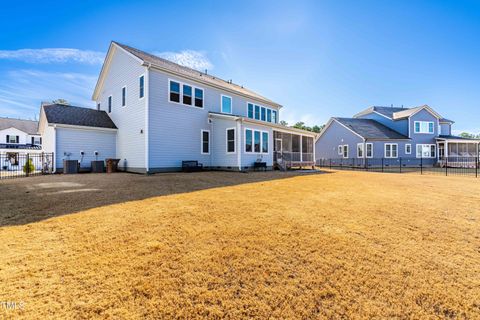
[208,112,317,137]
[436,135,480,143]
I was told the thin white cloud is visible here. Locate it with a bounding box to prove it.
[0,48,104,65]
[0,69,96,118]
[155,50,213,71]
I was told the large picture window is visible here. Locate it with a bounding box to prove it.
[385,144,398,158]
[221,95,232,114]
[226,128,235,153]
[245,129,268,154]
[247,102,278,124]
[416,144,436,158]
[201,130,210,154]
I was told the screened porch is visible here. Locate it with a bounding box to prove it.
[273,131,315,169]
[437,139,479,168]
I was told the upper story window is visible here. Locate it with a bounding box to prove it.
[139,75,145,99]
[248,104,254,118]
[183,84,192,105]
[6,135,18,144]
[169,79,203,108]
[414,121,434,134]
[31,137,41,145]
[122,87,126,107]
[108,96,112,113]
[194,88,203,108]
[169,81,180,103]
[247,103,278,124]
[221,95,232,114]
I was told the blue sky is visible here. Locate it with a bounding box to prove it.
[0,0,479,133]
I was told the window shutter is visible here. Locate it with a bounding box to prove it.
[6,135,9,143]
[16,136,19,143]
[31,137,34,144]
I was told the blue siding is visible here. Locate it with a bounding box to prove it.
[315,120,363,159]
[409,109,439,144]
[440,123,451,136]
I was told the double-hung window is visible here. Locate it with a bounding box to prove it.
[342,145,349,158]
[261,107,266,121]
[267,109,272,122]
[366,143,373,158]
[414,121,434,134]
[183,84,192,105]
[221,95,232,114]
[169,81,180,103]
[139,75,144,99]
[416,144,436,158]
[245,130,253,152]
[262,132,269,153]
[201,130,210,154]
[272,110,277,123]
[357,143,364,158]
[385,144,398,158]
[194,88,203,108]
[7,135,18,144]
[122,87,126,107]
[247,103,254,118]
[226,128,235,153]
[108,96,112,113]
[405,144,412,154]
[254,131,261,153]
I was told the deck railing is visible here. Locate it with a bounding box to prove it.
[274,151,314,164]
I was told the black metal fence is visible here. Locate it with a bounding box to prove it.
[316,157,480,178]
[0,152,54,180]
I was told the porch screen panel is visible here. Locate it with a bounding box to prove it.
[302,136,313,153]
[292,135,300,152]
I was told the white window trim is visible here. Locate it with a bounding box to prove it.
[405,143,412,155]
[139,75,145,99]
[168,78,204,109]
[357,143,364,158]
[384,143,398,158]
[244,128,269,154]
[226,127,236,154]
[342,145,349,158]
[221,95,233,114]
[121,86,127,107]
[413,121,435,134]
[108,95,112,113]
[416,144,436,158]
[366,143,373,158]
[201,130,210,155]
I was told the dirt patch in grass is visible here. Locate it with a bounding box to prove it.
[1,170,480,318]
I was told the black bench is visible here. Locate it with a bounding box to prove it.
[182,160,203,172]
[253,161,267,171]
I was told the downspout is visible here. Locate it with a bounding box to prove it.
[53,125,57,173]
[145,63,151,174]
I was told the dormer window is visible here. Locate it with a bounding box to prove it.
[414,121,434,134]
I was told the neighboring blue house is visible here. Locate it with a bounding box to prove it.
[39,41,317,173]
[315,105,479,166]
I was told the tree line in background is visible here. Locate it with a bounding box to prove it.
[459,132,480,139]
[279,121,324,133]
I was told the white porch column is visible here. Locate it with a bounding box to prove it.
[300,135,303,162]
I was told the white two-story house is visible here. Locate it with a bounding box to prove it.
[40,41,317,173]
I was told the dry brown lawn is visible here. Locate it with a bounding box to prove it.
[1,170,480,319]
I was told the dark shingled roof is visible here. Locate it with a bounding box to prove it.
[43,104,117,129]
[437,135,480,141]
[334,118,409,140]
[114,42,282,108]
[354,106,407,119]
[0,117,38,134]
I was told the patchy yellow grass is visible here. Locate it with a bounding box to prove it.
[1,170,480,319]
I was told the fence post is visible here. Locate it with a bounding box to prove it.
[26,153,30,177]
[399,157,402,173]
[329,158,332,169]
[476,156,478,178]
[352,157,355,170]
[365,157,368,171]
[382,158,384,172]
[446,157,448,176]
[420,156,423,175]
